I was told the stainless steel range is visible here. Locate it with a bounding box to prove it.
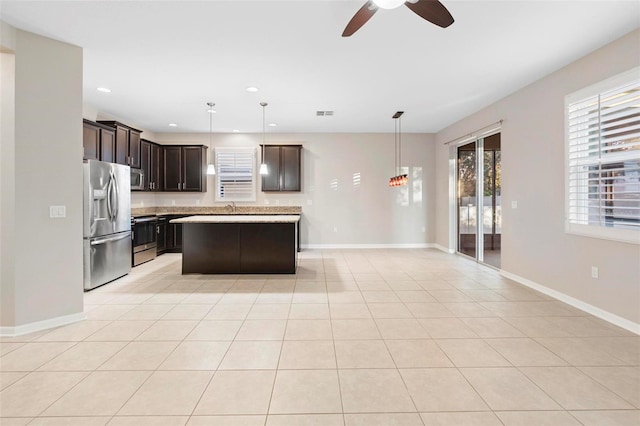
[132,215,157,266]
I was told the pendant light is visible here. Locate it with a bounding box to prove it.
[206,102,216,175]
[389,111,408,187]
[259,102,269,175]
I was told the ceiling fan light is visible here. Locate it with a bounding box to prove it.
[372,0,405,9]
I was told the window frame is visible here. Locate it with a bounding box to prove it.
[214,146,257,202]
[564,67,640,244]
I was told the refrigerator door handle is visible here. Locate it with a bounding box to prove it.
[106,177,113,221]
[111,170,120,220]
[91,233,131,246]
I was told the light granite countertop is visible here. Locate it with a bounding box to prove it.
[131,206,301,217]
[170,215,301,224]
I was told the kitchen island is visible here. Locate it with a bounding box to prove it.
[170,215,300,274]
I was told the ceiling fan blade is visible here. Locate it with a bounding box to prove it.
[405,0,454,28]
[342,1,378,37]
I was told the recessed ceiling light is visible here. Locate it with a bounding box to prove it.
[168,123,177,127]
[232,129,240,133]
[246,87,259,92]
[97,87,111,93]
[268,123,277,127]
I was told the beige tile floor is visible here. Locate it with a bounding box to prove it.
[1,249,639,425]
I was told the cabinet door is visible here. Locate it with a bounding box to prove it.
[83,122,100,161]
[140,140,151,191]
[129,130,141,169]
[100,128,115,163]
[115,126,129,165]
[281,146,301,191]
[182,146,205,191]
[262,146,281,191]
[156,220,167,253]
[165,220,175,250]
[173,222,183,251]
[149,144,161,191]
[164,147,182,191]
[155,145,165,191]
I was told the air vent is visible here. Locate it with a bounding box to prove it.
[316,111,334,116]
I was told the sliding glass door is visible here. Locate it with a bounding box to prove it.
[457,134,502,268]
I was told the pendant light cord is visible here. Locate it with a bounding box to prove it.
[260,102,268,163]
[398,115,402,176]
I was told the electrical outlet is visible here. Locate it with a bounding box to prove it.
[171,200,176,206]
[421,227,426,233]
[591,266,599,279]
[511,201,518,209]
[307,199,313,205]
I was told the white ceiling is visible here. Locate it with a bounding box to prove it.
[1,0,639,133]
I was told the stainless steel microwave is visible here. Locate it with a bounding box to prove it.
[130,168,144,190]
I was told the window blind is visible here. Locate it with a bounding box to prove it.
[215,148,256,201]
[567,78,640,231]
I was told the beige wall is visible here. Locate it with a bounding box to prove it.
[133,132,437,247]
[1,25,84,331]
[435,29,640,325]
[1,23,17,326]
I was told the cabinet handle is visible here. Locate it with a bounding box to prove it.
[178,182,180,190]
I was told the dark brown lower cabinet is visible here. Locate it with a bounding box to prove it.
[181,222,297,274]
[156,217,167,254]
[163,215,186,253]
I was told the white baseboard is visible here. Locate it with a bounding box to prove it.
[301,243,434,249]
[433,244,455,254]
[501,270,640,335]
[0,312,86,337]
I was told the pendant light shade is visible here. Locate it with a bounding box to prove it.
[259,102,269,175]
[206,101,216,175]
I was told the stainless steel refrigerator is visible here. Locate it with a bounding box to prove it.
[83,160,132,290]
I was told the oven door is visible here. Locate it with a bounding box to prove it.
[133,216,157,253]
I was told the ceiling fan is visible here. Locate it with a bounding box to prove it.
[342,0,454,37]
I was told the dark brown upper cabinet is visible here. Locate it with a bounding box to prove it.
[261,145,302,192]
[83,119,116,162]
[97,121,142,168]
[163,145,207,192]
[140,139,164,191]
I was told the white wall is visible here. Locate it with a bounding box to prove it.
[1,25,84,332]
[435,29,640,325]
[133,133,437,247]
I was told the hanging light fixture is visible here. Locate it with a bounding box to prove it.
[259,102,269,175]
[206,102,216,175]
[389,111,408,187]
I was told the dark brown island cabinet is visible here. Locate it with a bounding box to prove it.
[97,121,142,168]
[163,145,208,192]
[82,119,116,163]
[140,139,164,191]
[172,215,300,274]
[261,145,302,192]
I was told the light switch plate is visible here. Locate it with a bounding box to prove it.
[511,201,518,209]
[49,205,66,218]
